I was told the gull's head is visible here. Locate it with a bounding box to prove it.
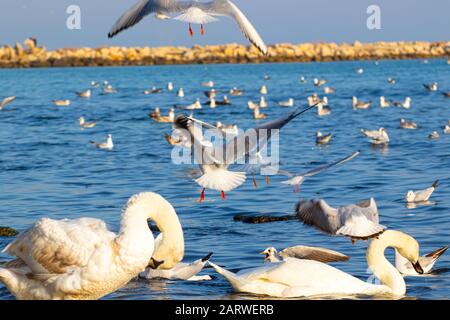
[406,191,415,202]
[316,131,322,137]
[260,247,277,262]
[107,134,112,140]
[79,117,85,124]
[400,118,405,123]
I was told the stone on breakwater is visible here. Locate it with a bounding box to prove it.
[0,39,449,68]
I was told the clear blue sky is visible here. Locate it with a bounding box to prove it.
[1,0,449,49]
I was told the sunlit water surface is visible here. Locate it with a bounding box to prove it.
[0,60,449,300]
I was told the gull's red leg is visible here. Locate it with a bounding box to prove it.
[265,176,270,185]
[189,24,194,37]
[252,175,258,188]
[199,188,205,203]
[221,191,226,200]
[201,24,205,35]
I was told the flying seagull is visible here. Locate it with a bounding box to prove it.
[108,0,268,55]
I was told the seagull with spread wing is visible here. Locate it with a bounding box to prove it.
[279,151,360,192]
[108,0,268,55]
[173,104,317,202]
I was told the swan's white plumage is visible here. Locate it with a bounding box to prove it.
[0,192,181,300]
[209,230,422,298]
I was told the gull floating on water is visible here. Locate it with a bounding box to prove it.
[0,96,16,110]
[393,97,411,109]
[167,82,174,91]
[317,97,331,116]
[90,134,114,150]
[260,246,349,263]
[299,76,307,84]
[278,98,294,107]
[79,117,97,129]
[379,96,391,108]
[428,131,440,139]
[395,246,448,276]
[444,125,450,134]
[307,93,320,107]
[356,68,364,74]
[387,77,396,84]
[201,80,214,87]
[152,107,176,123]
[315,131,332,145]
[259,96,267,108]
[313,78,327,88]
[352,96,371,110]
[423,82,438,92]
[216,121,238,135]
[400,118,417,130]
[361,127,389,145]
[173,105,316,201]
[295,198,384,242]
[405,180,439,203]
[177,88,185,97]
[108,0,268,55]
[76,89,91,98]
[208,230,423,298]
[229,87,243,96]
[279,151,359,193]
[0,192,180,299]
[260,84,268,95]
[253,104,267,119]
[144,87,163,94]
[323,87,335,94]
[53,99,71,107]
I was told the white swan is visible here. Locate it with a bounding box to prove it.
[209,230,424,298]
[0,192,181,300]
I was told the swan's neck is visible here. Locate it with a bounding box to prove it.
[367,232,406,296]
[147,197,184,269]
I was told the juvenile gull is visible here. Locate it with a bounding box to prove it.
[79,117,97,129]
[400,118,418,129]
[108,0,268,55]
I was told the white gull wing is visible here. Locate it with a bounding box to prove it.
[108,0,180,38]
[200,0,268,55]
[0,96,16,109]
[3,217,116,275]
[224,104,317,165]
[280,151,360,184]
[295,199,341,234]
[279,246,349,263]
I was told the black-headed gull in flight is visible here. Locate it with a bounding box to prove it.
[108,0,268,55]
[173,104,317,202]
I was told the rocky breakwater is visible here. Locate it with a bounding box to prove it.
[0,39,449,68]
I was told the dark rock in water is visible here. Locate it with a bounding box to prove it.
[0,226,18,237]
[233,215,295,224]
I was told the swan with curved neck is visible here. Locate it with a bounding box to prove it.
[209,230,423,298]
[0,192,180,300]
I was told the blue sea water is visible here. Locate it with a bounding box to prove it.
[0,59,449,300]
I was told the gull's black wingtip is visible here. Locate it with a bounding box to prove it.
[202,252,214,262]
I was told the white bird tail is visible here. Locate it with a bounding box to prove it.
[195,170,246,192]
[337,220,386,239]
[208,261,245,289]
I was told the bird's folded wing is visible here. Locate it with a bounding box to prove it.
[303,151,359,177]
[3,218,111,274]
[280,245,349,263]
[295,199,340,234]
